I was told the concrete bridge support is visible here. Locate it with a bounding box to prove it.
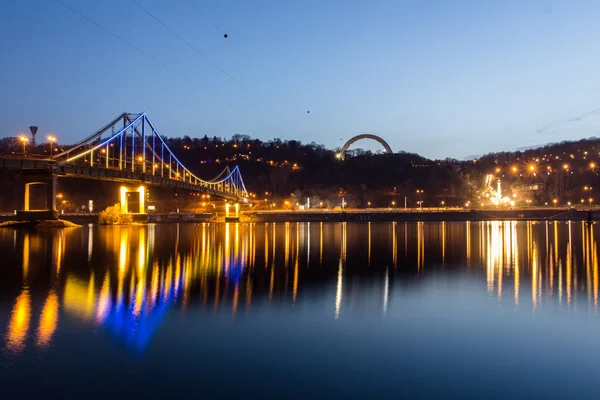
[119,185,146,214]
[225,202,240,222]
[17,170,58,220]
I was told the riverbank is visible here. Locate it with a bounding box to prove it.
[246,208,598,223]
[0,219,81,228]
[1,208,597,224]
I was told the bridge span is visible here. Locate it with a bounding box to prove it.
[0,112,249,219]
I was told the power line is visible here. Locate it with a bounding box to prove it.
[53,0,243,112]
[130,0,284,118]
[185,0,253,61]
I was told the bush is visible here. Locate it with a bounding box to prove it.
[99,203,133,225]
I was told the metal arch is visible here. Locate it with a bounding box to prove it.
[339,134,393,155]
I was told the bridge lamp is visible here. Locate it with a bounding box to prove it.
[47,135,56,154]
[367,201,371,207]
[137,156,143,162]
[19,135,28,154]
[590,162,596,170]
[553,198,558,206]
[335,153,342,160]
[391,201,396,208]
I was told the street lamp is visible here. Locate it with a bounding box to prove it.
[47,135,56,155]
[19,135,28,154]
[553,198,558,207]
[391,200,396,208]
[367,201,371,208]
[416,189,424,209]
[589,198,594,208]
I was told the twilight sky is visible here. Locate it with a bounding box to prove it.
[2,0,600,159]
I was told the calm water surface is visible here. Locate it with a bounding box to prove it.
[1,221,600,399]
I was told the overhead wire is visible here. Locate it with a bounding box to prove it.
[185,0,254,61]
[54,0,243,112]
[130,0,284,119]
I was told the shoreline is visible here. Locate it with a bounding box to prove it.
[1,208,598,224]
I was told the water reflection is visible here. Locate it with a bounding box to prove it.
[5,288,31,354]
[2,221,600,355]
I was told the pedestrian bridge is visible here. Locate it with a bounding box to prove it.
[0,112,249,218]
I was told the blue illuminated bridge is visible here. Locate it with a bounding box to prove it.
[0,112,249,218]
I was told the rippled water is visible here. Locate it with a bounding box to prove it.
[1,221,600,399]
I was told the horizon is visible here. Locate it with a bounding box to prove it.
[3,1,600,159]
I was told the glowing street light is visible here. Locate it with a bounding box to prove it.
[511,166,518,173]
[47,135,56,155]
[367,201,371,208]
[553,198,558,206]
[391,200,396,208]
[19,135,28,154]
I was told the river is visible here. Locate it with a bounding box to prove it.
[1,222,599,399]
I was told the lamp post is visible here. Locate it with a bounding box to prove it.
[416,189,424,210]
[47,135,56,155]
[19,135,28,155]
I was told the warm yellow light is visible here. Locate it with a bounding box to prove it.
[563,163,569,170]
[19,135,28,143]
[511,166,517,173]
[47,135,56,142]
[495,167,500,173]
[335,153,342,159]
[138,186,145,213]
[36,290,58,348]
[6,289,31,353]
[137,156,143,162]
[590,162,596,169]
[120,186,127,213]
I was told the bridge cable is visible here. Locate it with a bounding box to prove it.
[53,0,242,113]
[130,0,284,119]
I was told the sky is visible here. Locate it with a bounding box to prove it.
[2,0,600,160]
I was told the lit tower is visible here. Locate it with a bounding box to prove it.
[29,125,38,148]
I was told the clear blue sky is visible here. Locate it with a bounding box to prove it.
[2,0,600,159]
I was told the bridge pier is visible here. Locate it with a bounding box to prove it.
[119,185,146,214]
[225,202,240,222]
[17,170,58,220]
